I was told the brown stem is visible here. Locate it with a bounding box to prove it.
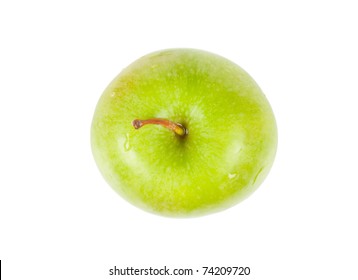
[132,118,188,136]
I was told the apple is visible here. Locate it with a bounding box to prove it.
[91,48,277,217]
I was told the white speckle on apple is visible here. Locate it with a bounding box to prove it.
[228,173,237,179]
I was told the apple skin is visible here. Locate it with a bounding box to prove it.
[91,49,277,217]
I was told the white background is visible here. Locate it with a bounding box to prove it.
[1,0,357,279]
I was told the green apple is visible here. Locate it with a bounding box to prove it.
[91,48,277,217]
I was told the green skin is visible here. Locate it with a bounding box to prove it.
[91,49,277,217]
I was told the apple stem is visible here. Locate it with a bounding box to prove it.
[132,118,188,136]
